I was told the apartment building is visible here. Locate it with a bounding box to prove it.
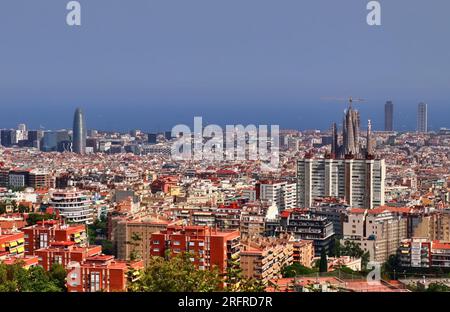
[49,188,93,224]
[115,217,173,265]
[413,209,450,241]
[257,180,297,212]
[292,240,314,268]
[297,157,385,209]
[0,231,25,258]
[240,236,294,284]
[343,207,409,263]
[22,220,87,255]
[35,241,102,270]
[398,238,450,269]
[66,255,144,292]
[150,225,240,274]
[269,209,334,256]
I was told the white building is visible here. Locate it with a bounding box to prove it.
[258,180,297,212]
[297,157,385,209]
[49,188,93,224]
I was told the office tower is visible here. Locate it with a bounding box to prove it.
[27,130,44,149]
[148,133,157,144]
[41,130,71,152]
[297,157,385,209]
[164,131,172,140]
[417,102,428,133]
[73,107,86,154]
[384,101,394,131]
[0,129,13,147]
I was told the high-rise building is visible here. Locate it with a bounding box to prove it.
[417,102,428,133]
[297,157,385,209]
[384,101,394,131]
[73,107,86,154]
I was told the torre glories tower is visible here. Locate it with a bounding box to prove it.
[72,107,86,154]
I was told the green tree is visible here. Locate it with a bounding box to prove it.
[224,259,265,292]
[26,213,56,226]
[49,264,68,291]
[426,282,450,292]
[129,253,222,292]
[282,262,315,278]
[319,249,328,273]
[0,262,64,292]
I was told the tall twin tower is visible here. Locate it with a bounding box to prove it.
[72,107,86,154]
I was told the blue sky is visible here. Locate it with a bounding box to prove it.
[0,0,449,131]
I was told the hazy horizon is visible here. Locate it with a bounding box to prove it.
[1,0,449,132]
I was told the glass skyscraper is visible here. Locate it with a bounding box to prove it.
[73,107,86,154]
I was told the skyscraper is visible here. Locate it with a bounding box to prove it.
[297,157,385,209]
[384,101,394,131]
[73,107,86,154]
[417,102,428,133]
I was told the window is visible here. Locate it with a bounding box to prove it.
[173,241,181,246]
[54,255,63,264]
[90,272,101,292]
[152,240,160,245]
[153,248,160,252]
[39,233,48,248]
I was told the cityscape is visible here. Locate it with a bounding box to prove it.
[1,100,450,293]
[1,1,450,307]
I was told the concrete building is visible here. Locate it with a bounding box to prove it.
[297,157,385,209]
[269,209,335,256]
[343,207,409,263]
[398,238,450,269]
[292,240,315,268]
[385,101,394,131]
[257,180,297,212]
[66,255,144,292]
[417,102,428,133]
[240,236,294,284]
[22,220,87,255]
[49,188,93,224]
[115,217,173,266]
[150,225,240,274]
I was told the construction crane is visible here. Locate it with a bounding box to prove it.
[321,96,366,109]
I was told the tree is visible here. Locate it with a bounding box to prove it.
[0,262,64,292]
[282,262,315,278]
[319,249,328,273]
[129,253,222,292]
[333,238,341,258]
[49,264,68,291]
[224,259,265,292]
[128,232,142,261]
[426,282,450,292]
[26,213,56,226]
